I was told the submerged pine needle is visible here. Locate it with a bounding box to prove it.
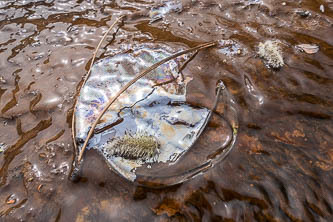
[104,133,160,161]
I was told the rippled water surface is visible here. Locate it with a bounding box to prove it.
[0,0,333,221]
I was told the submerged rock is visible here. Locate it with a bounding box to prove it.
[258,40,284,69]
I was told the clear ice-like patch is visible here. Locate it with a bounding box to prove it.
[74,44,213,181]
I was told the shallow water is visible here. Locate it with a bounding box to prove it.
[0,0,332,221]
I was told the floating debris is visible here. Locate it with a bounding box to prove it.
[0,76,6,84]
[0,142,7,153]
[6,199,15,204]
[240,0,263,7]
[296,44,319,54]
[258,40,284,69]
[296,10,311,18]
[217,40,243,57]
[37,184,43,192]
[149,1,182,23]
[104,133,160,161]
[6,195,16,204]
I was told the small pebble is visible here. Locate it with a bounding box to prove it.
[39,153,47,159]
[6,199,16,204]
[0,76,6,84]
[296,10,311,18]
[38,184,43,192]
[0,143,7,153]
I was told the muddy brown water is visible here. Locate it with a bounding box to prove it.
[0,0,333,221]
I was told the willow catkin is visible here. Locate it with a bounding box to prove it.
[104,133,160,161]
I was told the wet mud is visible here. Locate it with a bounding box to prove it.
[0,0,333,221]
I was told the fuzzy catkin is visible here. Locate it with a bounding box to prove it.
[104,133,160,161]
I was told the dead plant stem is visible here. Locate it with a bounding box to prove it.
[71,15,124,154]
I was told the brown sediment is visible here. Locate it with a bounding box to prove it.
[1,75,20,114]
[0,118,52,186]
[45,130,65,144]
[0,0,332,221]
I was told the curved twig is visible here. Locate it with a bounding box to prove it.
[84,15,125,86]
[71,15,125,153]
[77,41,217,162]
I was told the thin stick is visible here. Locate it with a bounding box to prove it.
[71,15,125,153]
[84,15,125,86]
[77,41,217,162]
